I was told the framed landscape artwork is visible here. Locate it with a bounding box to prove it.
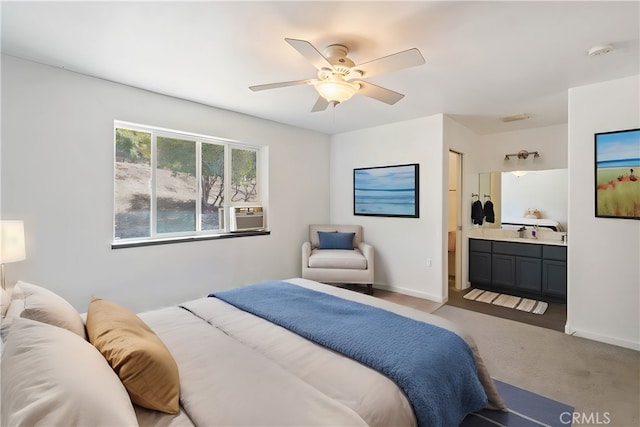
[353,163,419,218]
[594,128,640,220]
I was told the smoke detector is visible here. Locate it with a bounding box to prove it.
[588,44,614,57]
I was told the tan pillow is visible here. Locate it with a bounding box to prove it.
[1,318,138,427]
[6,281,87,339]
[86,297,180,414]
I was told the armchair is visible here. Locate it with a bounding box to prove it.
[301,224,374,295]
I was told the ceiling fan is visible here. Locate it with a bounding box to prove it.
[249,38,426,112]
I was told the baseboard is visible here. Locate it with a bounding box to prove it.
[374,284,445,303]
[565,325,640,351]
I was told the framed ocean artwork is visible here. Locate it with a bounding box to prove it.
[353,163,419,218]
[594,128,640,220]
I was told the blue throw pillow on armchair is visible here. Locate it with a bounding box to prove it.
[317,231,355,250]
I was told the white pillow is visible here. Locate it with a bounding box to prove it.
[1,317,138,427]
[0,287,11,318]
[6,281,87,339]
[2,287,25,341]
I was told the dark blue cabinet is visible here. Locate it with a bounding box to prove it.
[515,257,542,292]
[469,238,566,302]
[542,245,567,299]
[469,239,492,285]
[491,254,515,287]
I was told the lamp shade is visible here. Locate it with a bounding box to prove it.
[314,78,359,103]
[1,220,26,264]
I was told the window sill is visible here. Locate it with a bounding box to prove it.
[111,230,270,249]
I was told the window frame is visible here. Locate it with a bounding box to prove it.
[112,121,267,248]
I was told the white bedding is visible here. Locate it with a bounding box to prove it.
[135,278,504,426]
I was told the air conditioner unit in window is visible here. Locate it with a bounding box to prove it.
[224,206,265,232]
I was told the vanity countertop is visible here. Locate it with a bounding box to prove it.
[469,229,567,246]
[469,235,567,246]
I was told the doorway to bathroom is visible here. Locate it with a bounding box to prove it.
[445,157,568,332]
[447,150,462,293]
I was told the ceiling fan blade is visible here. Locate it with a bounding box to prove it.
[311,96,330,112]
[249,79,315,92]
[285,38,335,71]
[353,48,425,78]
[356,81,405,105]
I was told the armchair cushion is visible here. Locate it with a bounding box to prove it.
[308,249,368,270]
[317,231,355,250]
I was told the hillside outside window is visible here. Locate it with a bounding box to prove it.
[113,121,263,246]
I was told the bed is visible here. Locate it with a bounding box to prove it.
[1,278,505,427]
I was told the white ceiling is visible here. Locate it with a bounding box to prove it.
[2,1,639,135]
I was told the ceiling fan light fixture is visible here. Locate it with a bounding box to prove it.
[314,78,360,103]
[251,38,424,111]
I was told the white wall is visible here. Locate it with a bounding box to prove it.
[474,124,568,173]
[330,115,446,301]
[567,75,640,351]
[1,55,331,312]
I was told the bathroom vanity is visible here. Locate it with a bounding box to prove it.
[469,232,567,302]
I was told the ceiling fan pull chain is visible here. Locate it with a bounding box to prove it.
[332,102,336,127]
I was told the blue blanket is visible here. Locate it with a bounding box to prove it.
[210,281,487,427]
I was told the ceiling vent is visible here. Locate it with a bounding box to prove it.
[588,44,614,57]
[501,113,530,123]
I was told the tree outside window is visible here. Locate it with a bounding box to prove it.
[114,123,263,242]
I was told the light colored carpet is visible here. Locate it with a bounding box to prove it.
[433,305,639,426]
[372,289,443,313]
[374,289,639,425]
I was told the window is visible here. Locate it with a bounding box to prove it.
[113,121,265,246]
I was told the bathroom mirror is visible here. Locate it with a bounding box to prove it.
[478,169,568,231]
